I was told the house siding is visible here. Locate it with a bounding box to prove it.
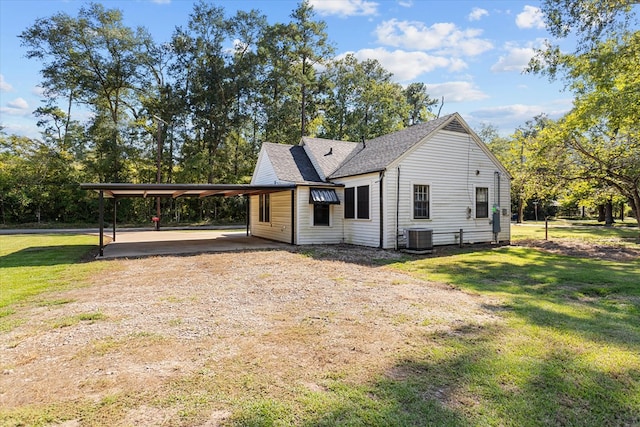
[295,186,344,245]
[383,130,511,249]
[332,173,381,248]
[251,150,280,185]
[250,190,293,243]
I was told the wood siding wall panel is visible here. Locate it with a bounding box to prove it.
[295,187,344,245]
[250,191,292,243]
[383,130,511,248]
[332,173,380,248]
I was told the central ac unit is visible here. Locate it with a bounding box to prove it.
[405,228,433,251]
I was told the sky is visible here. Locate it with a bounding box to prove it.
[0,0,577,139]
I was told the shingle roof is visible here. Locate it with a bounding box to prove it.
[329,114,456,178]
[260,114,474,184]
[301,137,358,178]
[263,142,322,183]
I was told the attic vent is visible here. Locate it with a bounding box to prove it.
[443,119,468,134]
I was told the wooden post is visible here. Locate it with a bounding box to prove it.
[545,217,548,240]
[459,228,463,248]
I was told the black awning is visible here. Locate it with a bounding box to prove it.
[309,188,340,204]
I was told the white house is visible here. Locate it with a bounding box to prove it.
[249,113,511,249]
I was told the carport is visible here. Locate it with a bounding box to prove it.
[80,183,295,257]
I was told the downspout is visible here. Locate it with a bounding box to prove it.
[379,170,384,249]
[395,167,400,250]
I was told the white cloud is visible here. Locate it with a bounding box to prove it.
[491,43,536,72]
[470,100,571,127]
[375,19,493,56]
[516,5,545,29]
[398,1,413,7]
[0,121,40,139]
[0,75,13,92]
[309,0,378,17]
[7,97,29,110]
[151,0,171,4]
[427,81,489,103]
[31,86,46,97]
[468,7,489,21]
[1,98,30,117]
[343,48,467,81]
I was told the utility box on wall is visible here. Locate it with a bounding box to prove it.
[492,211,501,233]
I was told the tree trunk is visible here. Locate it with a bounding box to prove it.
[517,195,524,223]
[598,204,605,222]
[604,199,614,226]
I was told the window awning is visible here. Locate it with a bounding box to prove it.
[309,188,340,204]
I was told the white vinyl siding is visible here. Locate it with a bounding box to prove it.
[383,130,511,248]
[251,149,281,185]
[250,191,292,243]
[332,173,380,247]
[296,186,343,245]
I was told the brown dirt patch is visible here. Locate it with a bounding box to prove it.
[0,246,500,424]
[514,239,640,262]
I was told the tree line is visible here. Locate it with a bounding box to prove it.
[1,1,437,225]
[1,0,638,238]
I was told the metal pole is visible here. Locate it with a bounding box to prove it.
[112,198,116,242]
[459,228,463,248]
[99,190,104,257]
[155,118,162,231]
[246,195,250,236]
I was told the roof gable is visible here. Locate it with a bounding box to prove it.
[262,142,322,184]
[301,137,358,180]
[329,114,456,178]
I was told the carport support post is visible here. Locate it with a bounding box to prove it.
[245,195,250,236]
[99,190,104,257]
[112,198,117,242]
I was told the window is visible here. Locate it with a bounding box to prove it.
[357,185,370,219]
[313,204,330,226]
[344,187,355,219]
[344,185,369,219]
[476,187,489,218]
[413,184,430,219]
[259,193,270,222]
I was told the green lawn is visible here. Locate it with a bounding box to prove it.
[1,228,638,426]
[0,234,108,331]
[512,218,639,243]
[382,225,640,426]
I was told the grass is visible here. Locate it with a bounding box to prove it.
[0,234,110,331]
[1,227,639,426]
[513,218,639,243]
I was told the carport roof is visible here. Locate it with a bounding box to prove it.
[80,183,296,199]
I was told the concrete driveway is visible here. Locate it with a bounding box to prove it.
[99,229,288,259]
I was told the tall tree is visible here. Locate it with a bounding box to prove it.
[404,82,438,126]
[289,1,335,138]
[20,3,154,182]
[530,0,640,235]
[321,54,410,141]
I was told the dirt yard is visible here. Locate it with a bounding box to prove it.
[1,246,502,425]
